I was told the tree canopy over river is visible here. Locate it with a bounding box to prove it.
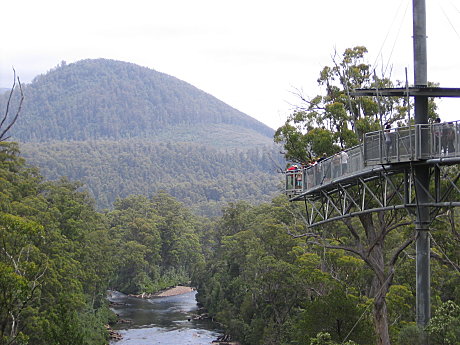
[2,137,460,344]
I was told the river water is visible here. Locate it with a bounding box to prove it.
[108,290,223,345]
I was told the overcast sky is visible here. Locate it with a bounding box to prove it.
[1,0,459,130]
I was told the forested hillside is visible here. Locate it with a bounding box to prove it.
[20,139,284,213]
[3,43,460,345]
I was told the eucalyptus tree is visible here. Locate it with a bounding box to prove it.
[275,46,410,162]
[275,46,437,345]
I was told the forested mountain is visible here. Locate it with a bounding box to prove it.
[4,59,274,145]
[0,59,284,213]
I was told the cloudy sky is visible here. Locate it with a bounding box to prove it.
[1,0,459,129]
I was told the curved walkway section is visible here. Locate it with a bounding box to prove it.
[286,121,460,198]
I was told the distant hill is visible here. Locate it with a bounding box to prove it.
[5,59,274,148]
[1,59,284,214]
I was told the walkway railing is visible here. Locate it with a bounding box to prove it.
[286,145,364,195]
[286,120,460,197]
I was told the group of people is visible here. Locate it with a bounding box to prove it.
[331,150,349,176]
[434,117,456,155]
[286,163,303,190]
[382,119,457,161]
[286,150,350,190]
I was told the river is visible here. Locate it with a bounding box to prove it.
[108,290,223,345]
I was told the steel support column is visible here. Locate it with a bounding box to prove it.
[413,0,431,332]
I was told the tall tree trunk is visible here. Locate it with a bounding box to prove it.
[360,213,392,345]
[373,282,391,345]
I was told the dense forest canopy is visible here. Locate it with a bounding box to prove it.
[2,140,460,345]
[19,139,284,214]
[0,142,209,344]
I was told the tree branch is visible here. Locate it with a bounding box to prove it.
[342,218,361,243]
[430,250,460,272]
[0,69,24,142]
[306,239,373,268]
[389,233,415,267]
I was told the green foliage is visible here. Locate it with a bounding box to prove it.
[107,192,205,294]
[396,324,424,345]
[292,289,374,344]
[304,127,341,157]
[20,140,284,215]
[426,300,460,345]
[387,284,414,336]
[272,45,448,345]
[274,46,421,163]
[0,139,214,344]
[4,129,460,345]
[274,122,311,162]
[309,332,358,345]
[195,199,375,345]
[1,58,285,218]
[1,51,458,345]
[0,142,114,345]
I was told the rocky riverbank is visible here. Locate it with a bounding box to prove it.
[212,334,241,344]
[155,285,195,297]
[105,324,122,342]
[128,285,195,298]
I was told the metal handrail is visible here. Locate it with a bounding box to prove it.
[285,120,460,197]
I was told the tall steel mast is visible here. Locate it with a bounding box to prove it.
[412,0,430,329]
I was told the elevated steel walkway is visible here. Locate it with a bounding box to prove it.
[286,120,460,227]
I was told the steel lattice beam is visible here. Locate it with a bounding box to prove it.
[299,164,460,227]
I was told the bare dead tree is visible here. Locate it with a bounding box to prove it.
[0,69,24,142]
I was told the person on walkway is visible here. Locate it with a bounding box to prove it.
[443,122,456,155]
[317,153,327,162]
[434,117,442,154]
[384,124,392,160]
[307,160,317,188]
[286,164,298,190]
[332,153,341,178]
[340,150,349,174]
